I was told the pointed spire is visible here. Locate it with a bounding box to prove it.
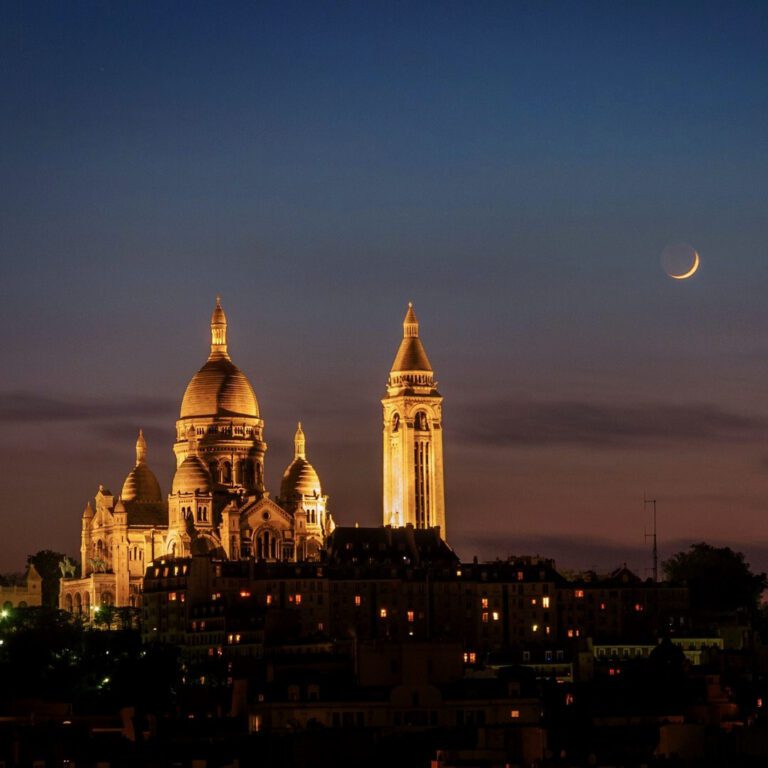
[210,296,229,359]
[403,302,419,338]
[135,428,147,465]
[294,422,306,460]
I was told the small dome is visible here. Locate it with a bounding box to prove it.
[172,455,212,494]
[122,463,162,502]
[280,422,322,499]
[180,357,259,418]
[281,458,322,499]
[121,430,163,502]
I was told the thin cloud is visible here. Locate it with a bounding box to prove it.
[0,392,176,423]
[453,400,766,449]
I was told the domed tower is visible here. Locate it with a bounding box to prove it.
[279,423,332,560]
[168,427,214,557]
[175,298,267,516]
[121,430,162,503]
[382,304,446,538]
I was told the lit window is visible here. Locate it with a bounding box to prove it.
[517,571,524,581]
[545,625,551,635]
[380,608,387,618]
[456,569,462,577]
[211,592,221,601]
[567,629,574,638]
[354,595,361,607]
[492,611,499,621]
[600,602,606,611]
[532,624,539,632]
[530,597,537,606]
[469,652,476,664]
[634,603,644,612]
[565,694,574,706]
[510,709,520,719]
[407,611,415,623]
[542,596,550,608]
[295,594,302,605]
[318,622,324,631]
[482,612,489,623]
[168,592,177,602]
[266,594,272,605]
[240,590,251,598]
[575,590,584,599]
[481,597,489,609]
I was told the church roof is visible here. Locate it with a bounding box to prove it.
[121,430,162,502]
[180,298,260,419]
[390,303,433,373]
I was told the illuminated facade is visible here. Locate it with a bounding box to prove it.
[382,304,446,538]
[60,299,334,612]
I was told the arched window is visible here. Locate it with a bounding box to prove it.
[84,592,90,614]
[223,461,232,483]
[64,594,73,613]
[74,593,82,615]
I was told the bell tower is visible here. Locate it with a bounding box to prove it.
[382,304,446,539]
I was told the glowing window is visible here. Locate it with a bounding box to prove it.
[481,597,489,609]
[492,611,499,621]
[510,710,520,719]
[532,624,539,632]
[295,594,302,605]
[530,597,537,606]
[266,594,272,606]
[168,592,177,602]
[355,595,361,606]
[482,612,489,623]
[380,608,387,618]
[575,590,584,599]
[542,596,550,608]
[407,611,415,623]
[240,590,251,598]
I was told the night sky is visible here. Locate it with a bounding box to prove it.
[1,2,767,576]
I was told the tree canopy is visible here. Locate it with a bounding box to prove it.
[663,543,767,617]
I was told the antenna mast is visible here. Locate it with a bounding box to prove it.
[644,495,658,582]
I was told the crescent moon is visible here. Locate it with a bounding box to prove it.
[668,250,700,280]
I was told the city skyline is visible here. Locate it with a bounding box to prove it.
[1,2,767,574]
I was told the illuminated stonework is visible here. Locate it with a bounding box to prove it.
[61,299,334,613]
[382,304,446,539]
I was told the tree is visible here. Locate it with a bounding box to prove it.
[663,543,767,618]
[27,549,78,608]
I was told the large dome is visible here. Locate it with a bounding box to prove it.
[179,298,260,419]
[180,357,259,419]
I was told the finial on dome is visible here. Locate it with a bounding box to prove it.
[135,428,147,465]
[210,297,229,359]
[403,303,419,338]
[294,422,306,460]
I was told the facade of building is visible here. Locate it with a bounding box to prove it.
[60,299,337,612]
[382,304,446,538]
[0,563,42,609]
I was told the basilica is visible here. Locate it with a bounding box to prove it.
[60,299,445,612]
